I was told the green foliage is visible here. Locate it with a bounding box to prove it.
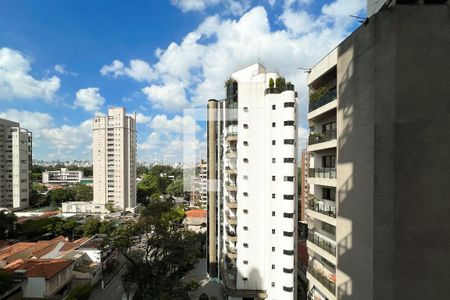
[19,218,64,240]
[73,184,93,202]
[309,86,329,102]
[137,174,170,205]
[166,179,184,197]
[111,201,199,299]
[32,182,48,193]
[269,78,274,88]
[105,202,115,213]
[82,217,101,237]
[66,284,93,300]
[46,218,80,238]
[275,76,286,90]
[99,220,116,235]
[0,212,17,239]
[47,189,76,206]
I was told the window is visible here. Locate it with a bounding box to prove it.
[284,102,295,108]
[284,120,295,126]
[283,194,294,200]
[283,213,294,218]
[272,122,276,127]
[284,176,294,182]
[243,107,248,112]
[272,247,275,252]
[243,277,248,281]
[243,141,249,146]
[284,139,295,145]
[283,286,293,292]
[284,158,294,163]
[322,121,336,133]
[272,282,275,287]
[272,158,276,163]
[243,243,248,248]
[243,175,248,180]
[322,155,336,168]
[243,209,248,214]
[272,264,275,269]
[272,229,275,234]
[272,140,276,145]
[322,222,336,235]
[243,192,248,197]
[243,158,249,163]
[243,226,248,231]
[283,250,294,255]
[272,176,276,181]
[283,268,294,274]
[283,231,294,237]
[272,211,275,216]
[272,194,275,199]
[243,260,248,264]
[322,187,336,201]
[272,104,276,110]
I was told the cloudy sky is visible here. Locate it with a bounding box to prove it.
[0,0,365,163]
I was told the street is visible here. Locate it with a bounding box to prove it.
[89,255,128,300]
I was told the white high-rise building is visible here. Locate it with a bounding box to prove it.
[93,107,137,210]
[0,118,32,209]
[207,64,298,299]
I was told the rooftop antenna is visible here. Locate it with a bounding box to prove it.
[298,67,311,74]
[349,14,368,24]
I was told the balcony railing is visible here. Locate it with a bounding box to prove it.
[308,266,336,294]
[308,229,336,256]
[308,168,336,179]
[309,88,337,112]
[308,129,337,145]
[308,197,336,218]
[225,149,237,158]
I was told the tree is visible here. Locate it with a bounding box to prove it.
[269,78,274,88]
[111,201,199,299]
[82,217,101,237]
[0,212,17,239]
[74,184,93,202]
[137,173,170,205]
[166,179,184,197]
[47,188,76,206]
[99,220,116,235]
[46,219,80,239]
[105,202,115,213]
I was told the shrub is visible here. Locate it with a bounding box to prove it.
[269,78,274,88]
[66,284,93,300]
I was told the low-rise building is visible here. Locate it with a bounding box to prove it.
[42,168,83,184]
[183,210,207,233]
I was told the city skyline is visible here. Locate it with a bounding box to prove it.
[0,0,365,163]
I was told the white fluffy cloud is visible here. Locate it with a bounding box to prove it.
[135,112,152,124]
[75,87,105,112]
[0,109,92,160]
[141,80,188,110]
[149,114,201,133]
[170,0,250,15]
[54,64,65,74]
[0,47,60,101]
[100,59,156,82]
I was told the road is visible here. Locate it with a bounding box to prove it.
[89,257,128,300]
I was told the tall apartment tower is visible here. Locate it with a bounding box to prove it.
[0,118,32,209]
[305,3,450,300]
[207,64,298,299]
[93,107,137,210]
[199,160,208,209]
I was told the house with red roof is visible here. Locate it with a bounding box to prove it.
[183,209,207,233]
[3,259,73,298]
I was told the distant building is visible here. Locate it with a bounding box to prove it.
[42,168,83,184]
[0,118,32,209]
[183,209,207,233]
[198,160,207,209]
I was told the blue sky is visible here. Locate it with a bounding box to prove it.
[0,0,365,163]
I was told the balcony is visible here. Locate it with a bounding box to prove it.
[308,196,336,218]
[308,229,336,256]
[226,132,237,142]
[225,149,237,158]
[226,212,237,225]
[226,227,237,241]
[308,266,336,295]
[227,245,237,259]
[309,88,337,112]
[309,168,336,179]
[225,196,237,209]
[225,181,237,192]
[308,130,336,145]
[225,166,237,175]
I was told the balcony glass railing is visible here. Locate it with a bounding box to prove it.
[308,129,337,145]
[308,266,336,294]
[308,197,336,218]
[308,229,336,256]
[309,88,337,112]
[308,168,336,179]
